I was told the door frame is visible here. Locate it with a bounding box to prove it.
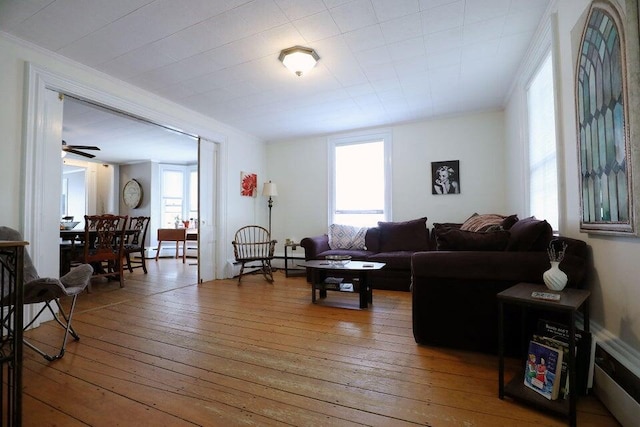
[22,62,227,281]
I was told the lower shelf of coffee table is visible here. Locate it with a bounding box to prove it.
[321,282,356,292]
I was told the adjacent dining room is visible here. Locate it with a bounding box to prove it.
[58,95,201,287]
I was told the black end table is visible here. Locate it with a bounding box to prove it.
[497,282,590,427]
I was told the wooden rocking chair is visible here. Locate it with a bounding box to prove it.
[232,225,277,284]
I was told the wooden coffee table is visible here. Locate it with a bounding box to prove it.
[298,260,385,309]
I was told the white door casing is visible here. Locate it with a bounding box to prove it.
[198,138,217,283]
[23,63,225,297]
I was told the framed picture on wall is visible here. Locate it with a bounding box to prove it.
[240,171,257,197]
[431,160,460,195]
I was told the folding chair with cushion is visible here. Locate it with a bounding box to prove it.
[232,225,277,284]
[83,214,128,290]
[124,216,150,273]
[0,226,93,361]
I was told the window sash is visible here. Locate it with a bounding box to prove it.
[329,132,391,227]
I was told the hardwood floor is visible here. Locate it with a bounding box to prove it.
[21,260,619,426]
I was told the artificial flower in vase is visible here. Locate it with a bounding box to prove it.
[543,239,568,291]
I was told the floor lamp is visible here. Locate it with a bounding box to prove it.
[262,181,278,236]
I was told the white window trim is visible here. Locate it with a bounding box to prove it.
[327,129,392,227]
[518,12,564,232]
[159,163,198,225]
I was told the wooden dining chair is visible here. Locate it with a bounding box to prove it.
[232,225,277,284]
[83,214,128,290]
[124,216,151,273]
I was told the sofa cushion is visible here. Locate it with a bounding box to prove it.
[328,224,367,250]
[460,213,519,232]
[506,217,553,252]
[365,227,380,252]
[377,217,429,252]
[367,251,413,269]
[436,228,510,251]
[431,222,461,245]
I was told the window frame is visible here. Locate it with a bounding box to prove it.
[525,50,560,232]
[328,130,392,227]
[159,163,198,227]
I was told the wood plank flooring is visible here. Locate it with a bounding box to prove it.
[21,260,619,426]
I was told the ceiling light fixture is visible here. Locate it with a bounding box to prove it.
[278,46,319,76]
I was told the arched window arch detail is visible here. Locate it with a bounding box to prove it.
[576,1,635,234]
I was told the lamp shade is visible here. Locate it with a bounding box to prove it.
[278,46,319,76]
[262,181,278,197]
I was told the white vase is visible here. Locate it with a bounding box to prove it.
[543,261,568,291]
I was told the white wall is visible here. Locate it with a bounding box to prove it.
[505,0,640,371]
[0,33,265,279]
[266,110,507,245]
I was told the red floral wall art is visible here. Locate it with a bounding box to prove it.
[240,171,257,197]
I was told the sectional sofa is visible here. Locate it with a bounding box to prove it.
[302,215,591,355]
[411,217,590,355]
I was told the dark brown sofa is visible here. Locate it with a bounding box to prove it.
[300,217,430,291]
[411,217,590,355]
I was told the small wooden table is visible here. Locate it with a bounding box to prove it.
[155,228,198,263]
[283,242,305,277]
[298,260,385,309]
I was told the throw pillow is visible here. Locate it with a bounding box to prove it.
[460,213,518,232]
[377,217,429,252]
[431,222,462,243]
[506,216,552,251]
[436,228,510,251]
[328,224,367,250]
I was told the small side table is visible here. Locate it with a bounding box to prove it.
[497,282,590,427]
[155,228,187,263]
[284,242,305,277]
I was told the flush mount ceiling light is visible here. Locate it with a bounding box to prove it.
[278,46,319,76]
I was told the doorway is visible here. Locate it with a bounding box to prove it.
[22,63,224,289]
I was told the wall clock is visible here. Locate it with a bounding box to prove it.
[123,179,143,208]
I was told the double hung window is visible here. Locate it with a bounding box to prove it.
[160,165,198,227]
[329,131,391,227]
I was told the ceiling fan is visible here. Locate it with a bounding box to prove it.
[61,140,100,159]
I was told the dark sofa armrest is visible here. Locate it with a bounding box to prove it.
[412,251,586,288]
[300,235,330,260]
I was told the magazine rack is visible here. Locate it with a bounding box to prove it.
[497,282,591,427]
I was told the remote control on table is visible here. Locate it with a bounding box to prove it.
[531,291,561,301]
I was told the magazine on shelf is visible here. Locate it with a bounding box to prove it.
[533,334,569,399]
[323,277,343,290]
[537,319,593,394]
[524,340,564,400]
[339,283,353,292]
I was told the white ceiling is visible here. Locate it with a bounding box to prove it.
[62,96,198,164]
[1,0,549,149]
